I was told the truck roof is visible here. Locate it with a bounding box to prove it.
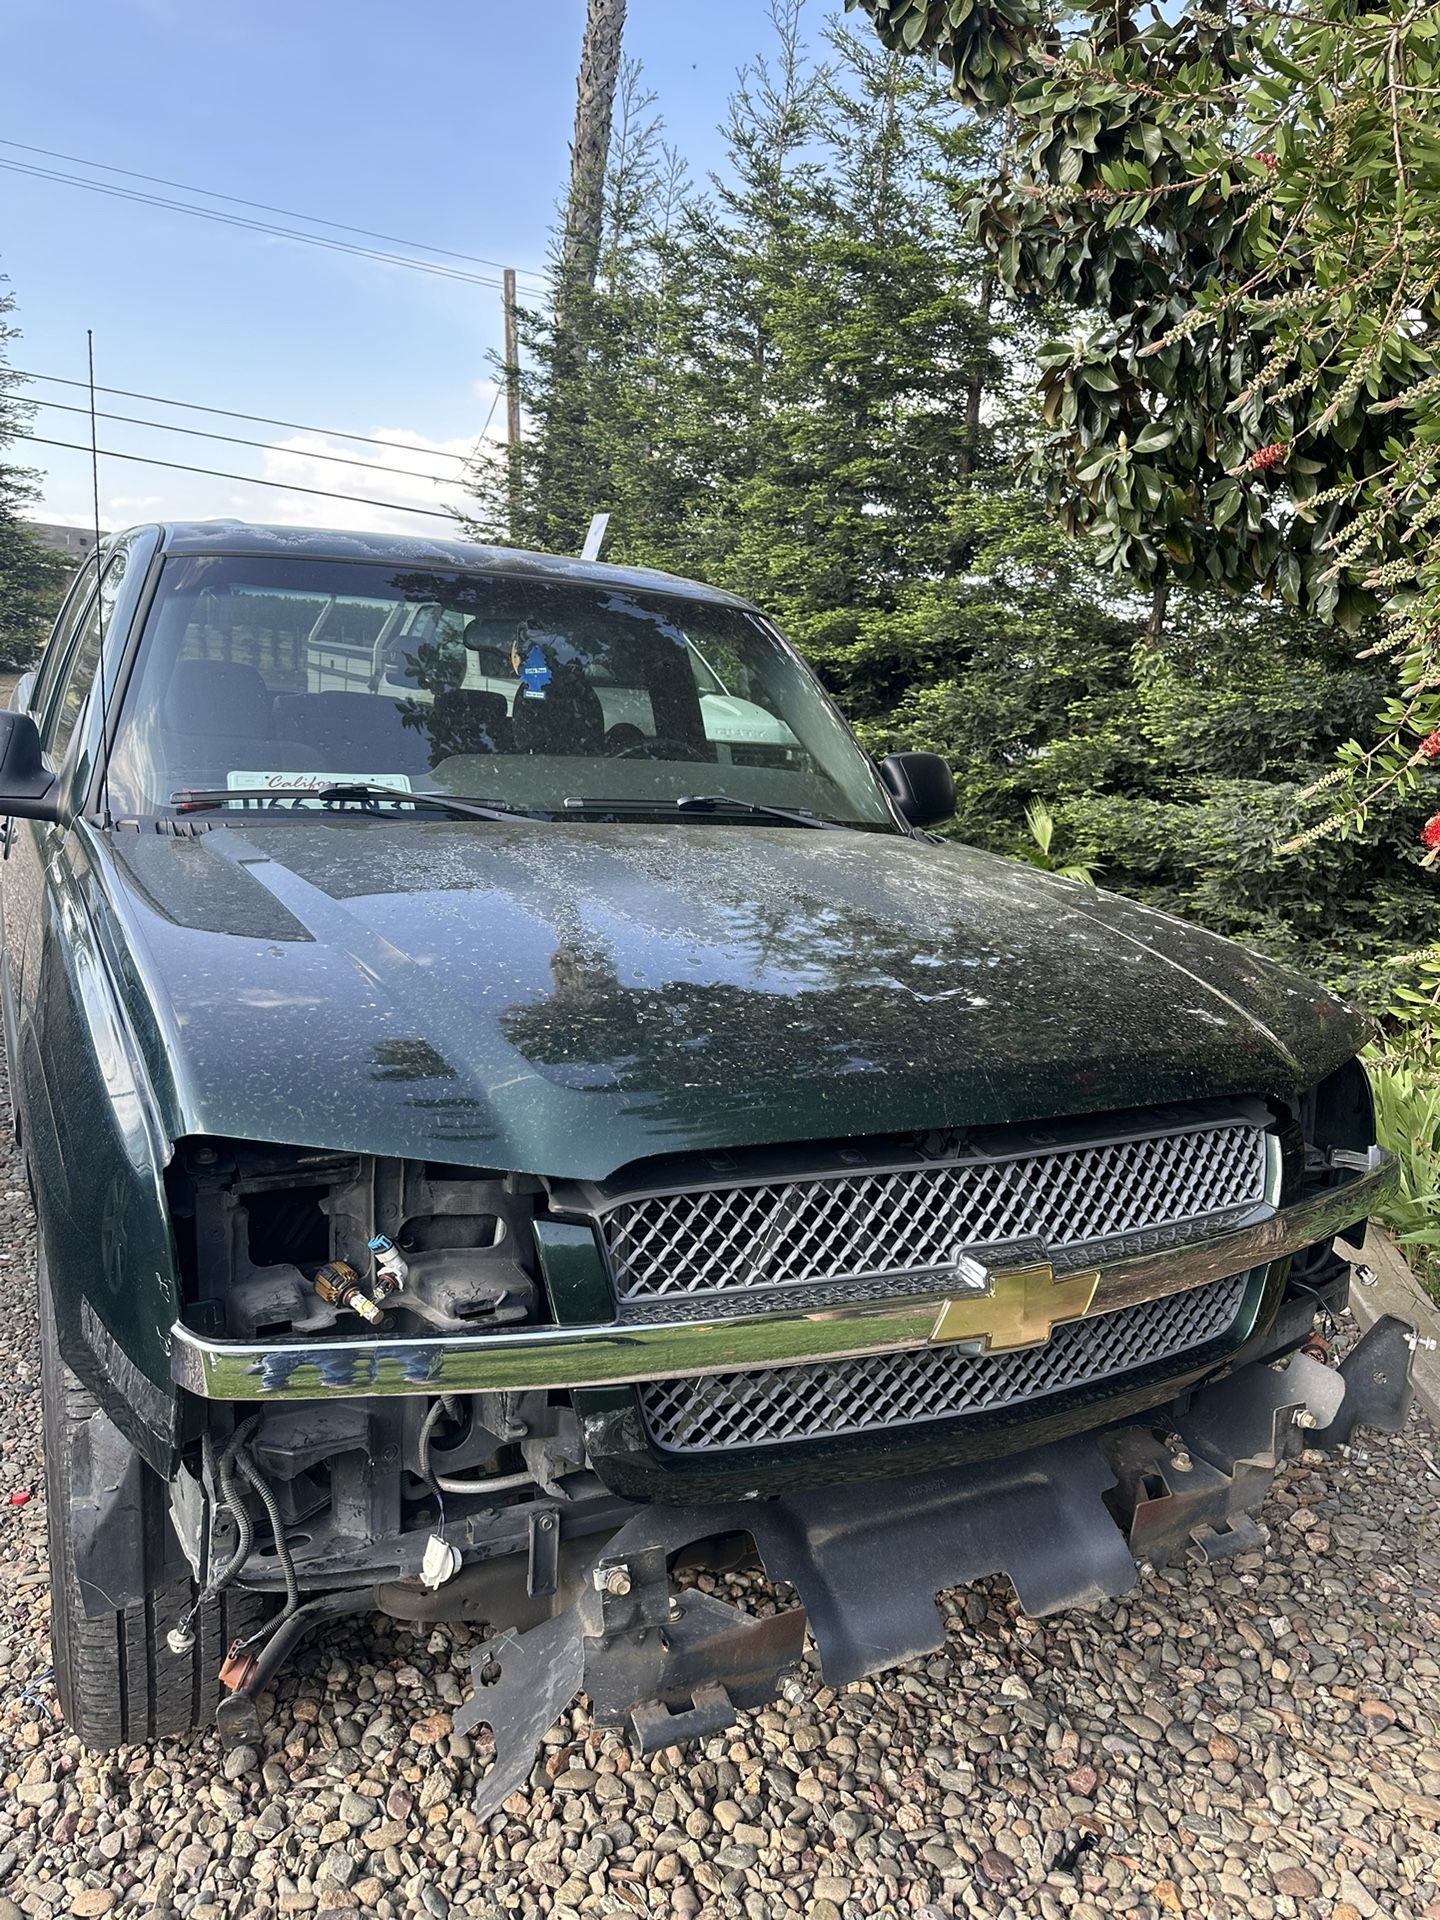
[151,520,758,611]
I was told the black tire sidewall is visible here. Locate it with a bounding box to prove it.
[34,1230,271,1744]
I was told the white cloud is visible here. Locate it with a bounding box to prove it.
[34,509,99,531]
[36,394,509,537]
[106,493,167,515]
[248,397,506,536]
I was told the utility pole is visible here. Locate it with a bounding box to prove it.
[503,267,522,542]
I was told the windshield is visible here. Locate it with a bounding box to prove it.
[105,555,898,830]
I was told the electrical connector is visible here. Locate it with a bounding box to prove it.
[313,1260,384,1325]
[420,1533,461,1590]
[367,1233,409,1296]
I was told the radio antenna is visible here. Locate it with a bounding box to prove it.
[87,330,114,829]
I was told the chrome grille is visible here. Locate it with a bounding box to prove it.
[601,1120,1269,1301]
[639,1270,1252,1453]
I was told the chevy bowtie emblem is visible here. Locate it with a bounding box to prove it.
[929,1246,1100,1353]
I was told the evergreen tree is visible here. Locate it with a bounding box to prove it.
[0,285,68,671]
[887,565,1425,994]
[475,7,1086,728]
[465,58,697,561]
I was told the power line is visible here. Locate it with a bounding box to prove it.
[476,382,504,446]
[0,157,540,295]
[15,432,470,523]
[31,395,487,485]
[12,368,483,461]
[0,138,549,287]
[0,156,511,291]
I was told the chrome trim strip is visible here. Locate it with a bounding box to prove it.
[168,1157,1396,1402]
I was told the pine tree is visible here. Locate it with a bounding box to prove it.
[886,568,1425,994]
[0,285,68,671]
[675,20,1021,720]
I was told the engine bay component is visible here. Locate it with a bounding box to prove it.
[169,1144,544,1344]
[420,1533,462,1590]
[369,1233,410,1296]
[313,1261,384,1325]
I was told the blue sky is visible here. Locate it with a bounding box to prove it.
[3,0,802,534]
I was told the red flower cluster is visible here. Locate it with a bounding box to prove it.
[1418,730,1440,760]
[1250,442,1287,472]
[1256,150,1279,173]
[1423,814,1440,851]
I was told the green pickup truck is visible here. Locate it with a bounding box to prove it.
[0,521,1410,1808]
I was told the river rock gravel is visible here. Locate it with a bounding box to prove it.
[1,1040,1438,1920]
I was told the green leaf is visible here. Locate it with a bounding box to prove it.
[1211,485,1244,529]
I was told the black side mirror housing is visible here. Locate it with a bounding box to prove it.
[879,751,956,829]
[0,710,59,821]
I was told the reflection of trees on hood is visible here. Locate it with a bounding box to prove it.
[549,936,620,1005]
[501,969,933,1099]
[371,1038,457,1082]
[495,873,1006,1105]
[489,833,1291,1121]
[364,1035,493,1145]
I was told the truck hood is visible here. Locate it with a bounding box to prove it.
[95,819,1365,1180]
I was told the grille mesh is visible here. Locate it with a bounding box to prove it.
[639,1270,1251,1453]
[602,1122,1268,1301]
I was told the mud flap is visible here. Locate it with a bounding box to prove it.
[459,1323,1414,1819]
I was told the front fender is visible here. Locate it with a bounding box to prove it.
[25,825,181,1475]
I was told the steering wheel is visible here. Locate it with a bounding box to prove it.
[611,734,709,762]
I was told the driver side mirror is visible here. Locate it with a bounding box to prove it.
[879,751,956,828]
[0,710,59,821]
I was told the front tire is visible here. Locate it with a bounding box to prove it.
[38,1248,268,1745]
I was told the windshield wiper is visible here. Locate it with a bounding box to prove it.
[562,792,844,829]
[170,783,538,823]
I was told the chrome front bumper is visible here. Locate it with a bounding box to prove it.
[168,1157,1395,1402]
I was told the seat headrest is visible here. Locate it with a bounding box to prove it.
[163,659,273,738]
[274,691,431,772]
[464,615,524,659]
[430,687,514,759]
[511,658,605,756]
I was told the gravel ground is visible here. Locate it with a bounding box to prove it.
[2,1057,1439,1920]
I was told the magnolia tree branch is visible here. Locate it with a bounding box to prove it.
[848,0,1440,857]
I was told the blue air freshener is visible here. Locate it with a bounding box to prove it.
[519,646,552,700]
